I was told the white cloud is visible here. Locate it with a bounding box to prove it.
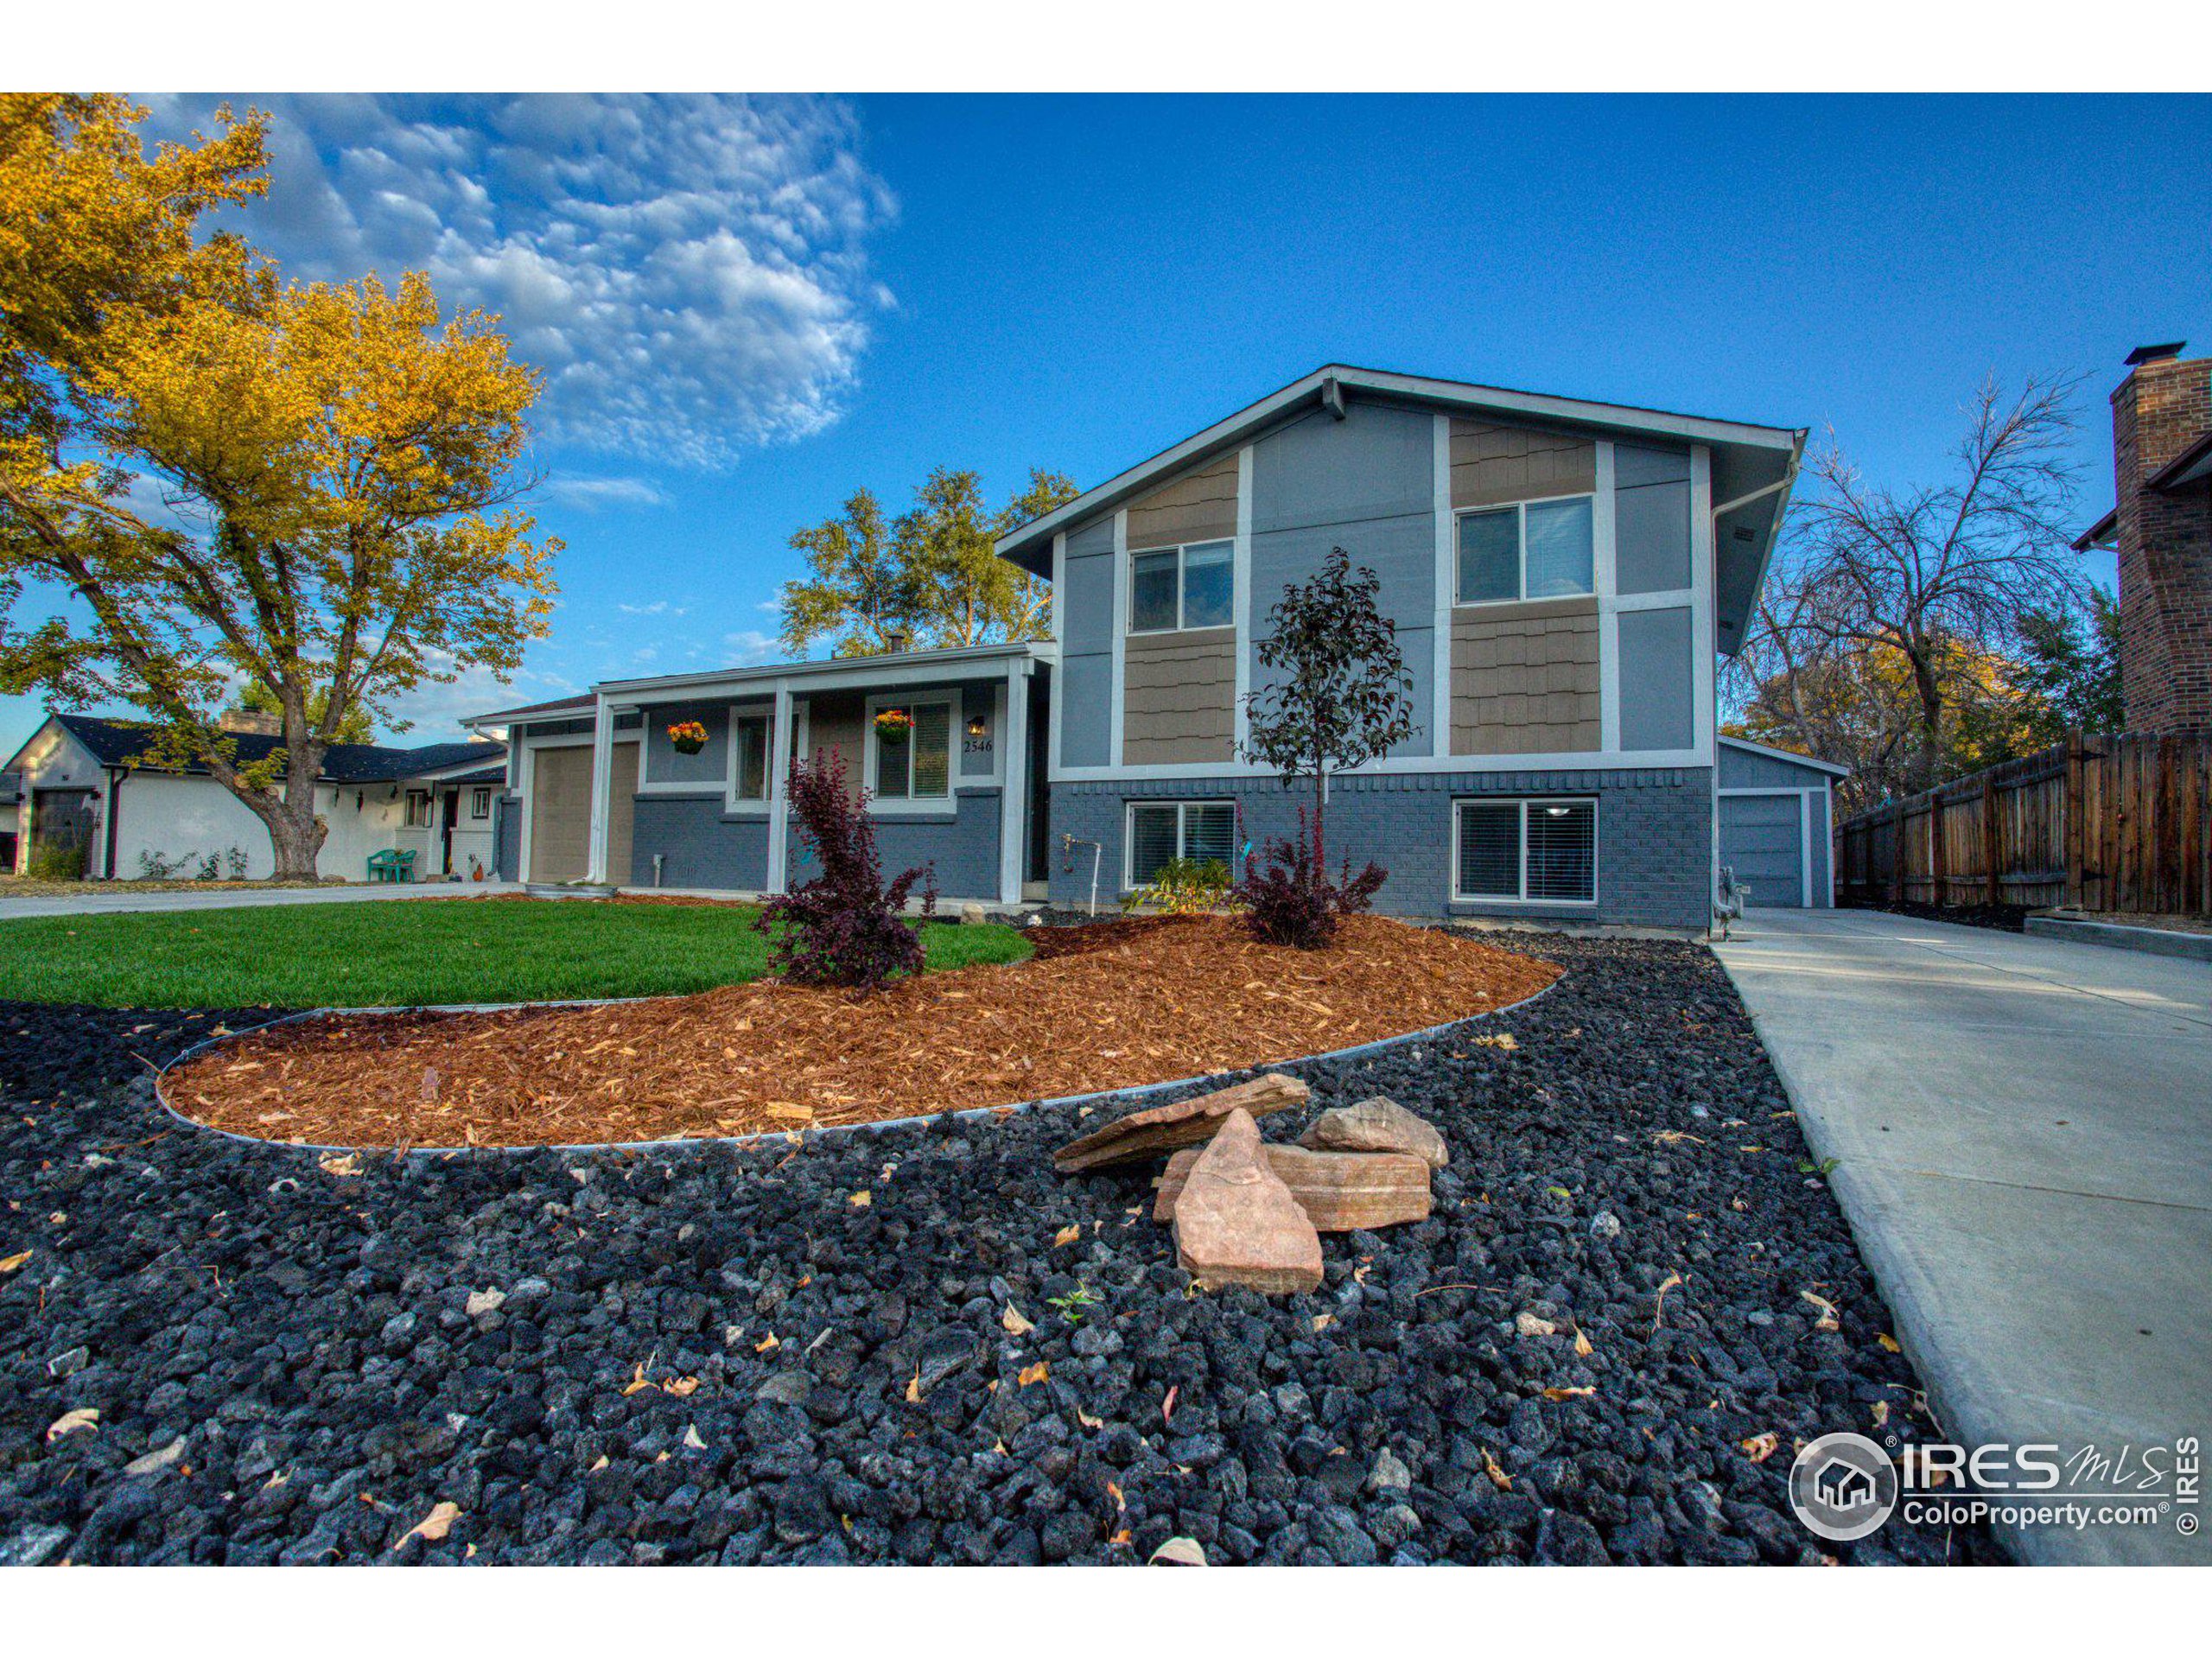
[616,600,689,617]
[143,94,896,468]
[543,474,670,512]
[376,660,579,743]
[721,629,782,666]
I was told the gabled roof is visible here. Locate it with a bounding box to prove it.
[1719,734,1851,778]
[2147,429,2212,493]
[463,692,594,727]
[16,715,504,785]
[990,363,1805,655]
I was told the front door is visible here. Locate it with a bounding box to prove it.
[439,789,460,874]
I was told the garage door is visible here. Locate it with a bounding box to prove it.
[528,743,636,884]
[1719,793,1805,907]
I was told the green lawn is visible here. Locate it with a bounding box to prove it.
[0,899,1033,1007]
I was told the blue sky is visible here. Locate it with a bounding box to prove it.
[7,92,2208,761]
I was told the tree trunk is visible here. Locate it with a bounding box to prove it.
[1908,648,1946,794]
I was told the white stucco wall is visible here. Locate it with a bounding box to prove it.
[111,772,281,879]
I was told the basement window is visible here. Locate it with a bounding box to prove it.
[1453,798,1596,903]
[1127,800,1236,887]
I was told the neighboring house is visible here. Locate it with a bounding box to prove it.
[2074,340,2212,734]
[476,365,1809,928]
[3,713,507,881]
[0,770,18,873]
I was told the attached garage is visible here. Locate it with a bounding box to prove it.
[1717,736,1847,908]
[525,741,635,884]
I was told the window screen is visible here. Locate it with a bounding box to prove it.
[1183,803,1236,866]
[874,719,909,798]
[1130,550,1179,632]
[1525,801,1596,900]
[1456,507,1518,604]
[1524,497,1594,598]
[1128,804,1180,885]
[1181,541,1234,628]
[734,715,769,800]
[1455,801,1521,898]
[911,702,951,798]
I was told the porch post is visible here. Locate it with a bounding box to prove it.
[766,679,793,894]
[999,657,1030,905]
[585,690,613,885]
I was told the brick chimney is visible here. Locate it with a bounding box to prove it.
[219,709,283,736]
[2111,341,2212,731]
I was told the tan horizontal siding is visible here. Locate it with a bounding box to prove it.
[1127,449,1240,549]
[1449,598,1600,754]
[1449,418,1596,510]
[1123,626,1234,765]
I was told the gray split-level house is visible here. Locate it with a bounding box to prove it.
[472,365,1845,927]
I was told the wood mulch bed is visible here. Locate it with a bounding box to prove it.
[164,915,1561,1149]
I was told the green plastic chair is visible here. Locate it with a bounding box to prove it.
[366,849,418,884]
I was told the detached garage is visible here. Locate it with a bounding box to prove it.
[1717,736,1847,908]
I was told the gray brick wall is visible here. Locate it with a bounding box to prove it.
[1048,767,1713,929]
[815,787,1001,903]
[632,795,771,891]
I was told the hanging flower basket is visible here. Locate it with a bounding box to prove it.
[667,720,710,756]
[874,708,913,740]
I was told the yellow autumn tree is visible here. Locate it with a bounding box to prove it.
[0,94,558,877]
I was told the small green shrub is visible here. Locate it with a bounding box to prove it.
[29,841,88,881]
[1122,855,1235,917]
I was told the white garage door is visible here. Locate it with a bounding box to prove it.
[1720,793,1806,908]
[528,743,635,884]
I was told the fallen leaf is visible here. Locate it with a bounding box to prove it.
[1653,1270,1684,1330]
[1877,1332,1902,1353]
[318,1153,360,1177]
[1740,1432,1781,1463]
[1109,1529,1133,1547]
[1162,1385,1178,1422]
[1076,1407,1104,1430]
[1311,1313,1332,1332]
[754,1332,779,1355]
[394,1500,461,1550]
[1572,1324,1595,1357]
[1541,1386,1596,1402]
[0,1249,30,1274]
[1149,1535,1208,1567]
[683,1426,708,1450]
[1018,1362,1049,1388]
[904,1370,922,1403]
[847,1190,871,1208]
[621,1363,656,1395]
[1052,1224,1082,1248]
[46,1408,99,1441]
[663,1376,700,1397]
[1481,1446,1513,1491]
[1801,1290,1841,1332]
[1107,1479,1126,1512]
[1871,1401,1891,1428]
[1001,1304,1035,1337]
[588,1454,609,1472]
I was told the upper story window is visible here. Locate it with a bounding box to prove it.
[1456,495,1595,605]
[733,712,770,802]
[872,698,951,801]
[1130,539,1234,633]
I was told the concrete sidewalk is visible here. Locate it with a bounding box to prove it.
[1715,909,2211,1565]
[0,880,519,921]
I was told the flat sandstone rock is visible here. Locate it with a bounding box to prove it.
[1154,1143,1432,1230]
[1297,1096,1449,1169]
[1172,1109,1324,1294]
[1052,1072,1310,1173]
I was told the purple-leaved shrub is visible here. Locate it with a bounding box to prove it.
[757,751,936,988]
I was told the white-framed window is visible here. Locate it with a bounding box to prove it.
[1455,494,1596,605]
[404,789,433,829]
[1129,538,1235,633]
[1126,800,1237,887]
[868,696,952,804]
[469,786,492,820]
[732,712,771,802]
[1452,798,1597,904]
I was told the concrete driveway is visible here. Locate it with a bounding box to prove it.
[1716,908,2210,1565]
[0,880,518,921]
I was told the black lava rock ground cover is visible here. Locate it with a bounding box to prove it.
[1840,899,2031,933]
[0,939,2002,1566]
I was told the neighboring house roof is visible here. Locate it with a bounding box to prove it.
[2072,505,2120,553]
[2075,418,2211,550]
[15,715,504,785]
[439,766,507,786]
[1719,734,1852,778]
[476,641,1040,719]
[989,362,1806,657]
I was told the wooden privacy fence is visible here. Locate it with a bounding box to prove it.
[1833,731,2212,916]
